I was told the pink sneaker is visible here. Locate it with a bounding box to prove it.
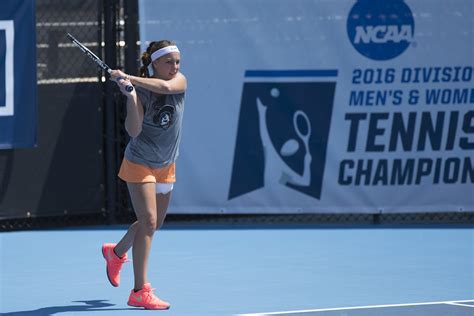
[127,283,170,310]
[101,243,128,287]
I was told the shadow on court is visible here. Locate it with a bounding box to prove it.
[0,300,136,315]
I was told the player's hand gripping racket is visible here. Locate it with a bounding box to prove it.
[66,33,133,92]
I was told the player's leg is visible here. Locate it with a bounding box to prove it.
[155,183,173,229]
[114,221,139,256]
[126,181,171,310]
[126,181,158,290]
[113,182,172,256]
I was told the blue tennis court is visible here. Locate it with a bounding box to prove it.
[1,225,473,315]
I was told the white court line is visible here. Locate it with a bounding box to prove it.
[236,299,474,315]
[446,302,474,308]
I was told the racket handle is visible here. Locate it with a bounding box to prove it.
[125,84,134,92]
[117,76,134,92]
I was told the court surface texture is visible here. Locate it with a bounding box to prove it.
[1,224,473,315]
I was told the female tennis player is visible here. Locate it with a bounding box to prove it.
[102,40,186,310]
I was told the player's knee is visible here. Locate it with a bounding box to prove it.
[140,214,158,234]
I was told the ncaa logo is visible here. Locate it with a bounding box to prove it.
[347,0,415,61]
[0,20,14,116]
[228,70,337,200]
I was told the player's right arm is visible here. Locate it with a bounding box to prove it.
[124,92,144,138]
[114,76,144,138]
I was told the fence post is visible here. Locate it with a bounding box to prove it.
[103,0,118,223]
[124,0,139,76]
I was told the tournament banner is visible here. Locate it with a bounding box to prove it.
[139,0,473,214]
[0,0,37,149]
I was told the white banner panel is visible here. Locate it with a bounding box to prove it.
[138,0,474,214]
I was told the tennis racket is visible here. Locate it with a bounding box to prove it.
[66,33,133,92]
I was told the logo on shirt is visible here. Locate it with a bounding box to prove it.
[228,70,337,200]
[152,103,175,130]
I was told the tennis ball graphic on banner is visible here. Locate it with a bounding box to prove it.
[347,0,415,60]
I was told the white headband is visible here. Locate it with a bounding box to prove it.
[151,45,180,62]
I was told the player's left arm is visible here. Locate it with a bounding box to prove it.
[110,69,187,95]
[131,73,187,95]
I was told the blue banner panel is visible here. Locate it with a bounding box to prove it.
[0,0,37,149]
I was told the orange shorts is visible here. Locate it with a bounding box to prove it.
[118,159,176,183]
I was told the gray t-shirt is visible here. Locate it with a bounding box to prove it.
[124,85,185,168]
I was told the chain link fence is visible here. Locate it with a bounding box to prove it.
[37,0,102,84]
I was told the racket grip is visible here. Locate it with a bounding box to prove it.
[117,76,134,92]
